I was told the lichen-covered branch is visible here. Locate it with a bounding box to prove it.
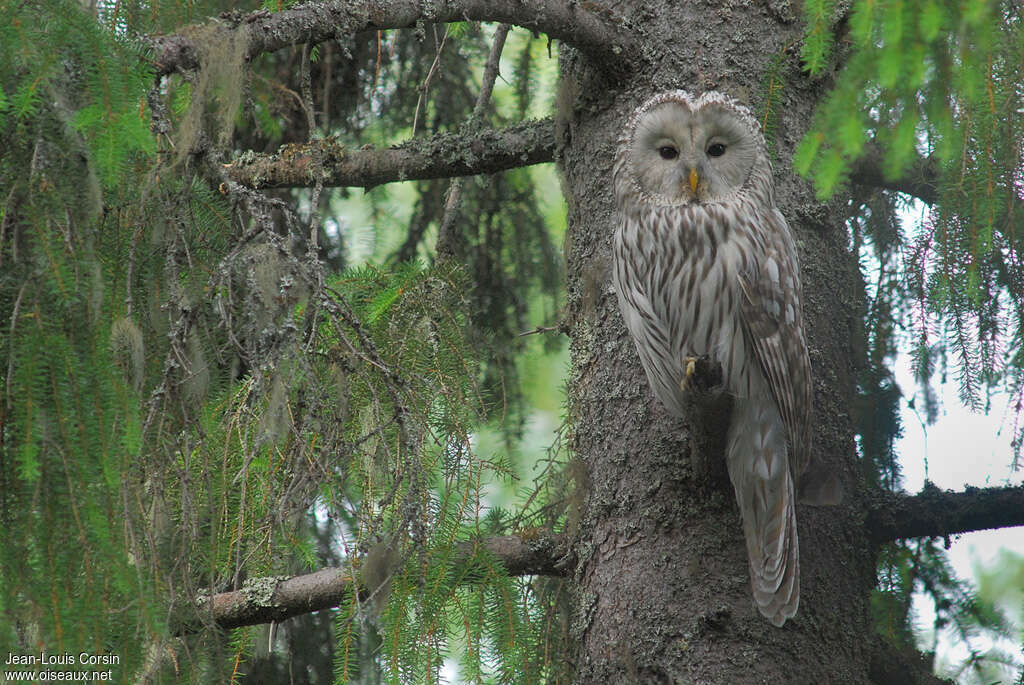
[462,532,570,576]
[226,119,556,189]
[865,482,1024,544]
[173,533,569,632]
[149,0,634,77]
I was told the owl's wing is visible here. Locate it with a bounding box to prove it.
[736,209,812,479]
[613,219,687,417]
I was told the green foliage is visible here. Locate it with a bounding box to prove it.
[2,4,569,679]
[801,0,837,76]
[808,3,1024,677]
[799,0,1024,437]
[0,0,154,191]
[319,24,564,439]
[872,534,1018,684]
[874,538,1020,682]
[0,0,170,677]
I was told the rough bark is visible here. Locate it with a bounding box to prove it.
[558,2,874,682]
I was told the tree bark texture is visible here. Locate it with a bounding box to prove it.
[558,3,875,683]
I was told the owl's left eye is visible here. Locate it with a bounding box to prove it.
[707,142,727,157]
[658,146,679,160]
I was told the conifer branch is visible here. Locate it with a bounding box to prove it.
[226,119,556,189]
[849,145,939,205]
[865,482,1024,544]
[850,145,1024,227]
[173,533,569,633]
[149,0,634,77]
[869,637,956,685]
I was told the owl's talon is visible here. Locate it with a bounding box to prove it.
[681,355,723,392]
[682,356,698,391]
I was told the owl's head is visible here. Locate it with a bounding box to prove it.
[619,90,769,206]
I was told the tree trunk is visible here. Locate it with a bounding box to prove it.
[559,3,874,681]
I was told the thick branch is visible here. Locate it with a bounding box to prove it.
[850,146,1024,231]
[226,119,556,189]
[849,145,939,205]
[173,533,568,633]
[866,482,1024,544]
[149,0,634,77]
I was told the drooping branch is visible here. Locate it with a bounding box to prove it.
[173,533,569,633]
[865,482,1024,544]
[226,119,556,189]
[149,0,635,77]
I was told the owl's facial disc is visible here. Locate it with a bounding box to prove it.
[630,100,759,205]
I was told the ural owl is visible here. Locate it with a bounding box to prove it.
[612,90,822,627]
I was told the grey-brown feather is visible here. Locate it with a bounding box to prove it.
[612,90,813,627]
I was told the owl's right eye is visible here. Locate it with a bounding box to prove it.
[658,146,679,160]
[707,142,727,157]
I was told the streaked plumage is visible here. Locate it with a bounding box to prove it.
[612,90,812,626]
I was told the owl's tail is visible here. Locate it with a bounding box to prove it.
[726,396,799,627]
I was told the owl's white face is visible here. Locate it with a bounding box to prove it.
[628,96,762,205]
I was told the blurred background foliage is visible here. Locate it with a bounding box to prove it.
[1,1,571,680]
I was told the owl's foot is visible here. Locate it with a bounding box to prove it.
[682,356,698,390]
[681,355,722,393]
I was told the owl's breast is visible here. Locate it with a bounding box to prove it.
[613,202,765,402]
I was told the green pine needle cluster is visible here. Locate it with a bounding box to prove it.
[0,9,567,680]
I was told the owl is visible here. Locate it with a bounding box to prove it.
[612,90,816,627]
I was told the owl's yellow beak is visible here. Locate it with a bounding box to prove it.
[688,168,699,193]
